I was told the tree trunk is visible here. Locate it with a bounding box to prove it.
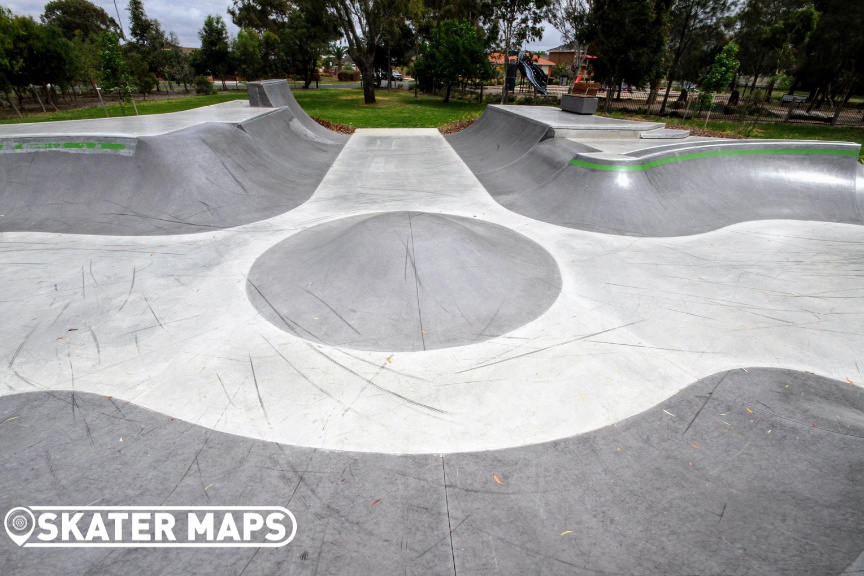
[359,65,376,104]
[444,83,451,103]
[603,79,615,113]
[31,86,47,113]
[500,31,512,105]
[831,73,856,126]
[659,77,674,115]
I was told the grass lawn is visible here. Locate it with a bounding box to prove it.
[0,92,248,124]
[603,111,864,162]
[291,88,486,128]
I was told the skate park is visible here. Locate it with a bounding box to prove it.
[1,79,864,574]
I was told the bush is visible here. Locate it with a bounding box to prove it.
[337,70,359,81]
[193,75,216,95]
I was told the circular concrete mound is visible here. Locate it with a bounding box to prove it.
[246,211,562,351]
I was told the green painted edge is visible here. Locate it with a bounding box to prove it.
[568,147,859,172]
[0,141,127,152]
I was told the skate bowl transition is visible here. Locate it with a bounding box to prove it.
[1,80,864,576]
[447,104,864,236]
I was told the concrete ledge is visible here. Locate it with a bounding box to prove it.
[561,94,599,115]
[641,128,690,139]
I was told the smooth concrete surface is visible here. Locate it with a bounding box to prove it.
[450,112,863,236]
[486,105,665,138]
[2,368,862,575]
[0,100,266,137]
[246,211,562,351]
[248,80,350,145]
[2,126,864,454]
[0,108,345,235]
[2,88,864,573]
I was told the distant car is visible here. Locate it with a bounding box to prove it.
[391,71,403,81]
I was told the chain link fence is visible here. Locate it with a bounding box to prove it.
[544,87,864,127]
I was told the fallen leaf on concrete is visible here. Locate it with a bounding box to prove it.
[560,531,573,536]
[493,475,503,486]
[371,499,381,506]
[746,407,753,414]
[692,445,700,449]
[847,377,855,385]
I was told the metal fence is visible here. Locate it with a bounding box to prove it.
[527,85,864,128]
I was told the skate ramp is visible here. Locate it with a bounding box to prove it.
[248,79,349,145]
[0,105,346,236]
[246,211,562,352]
[449,105,863,236]
[445,105,557,172]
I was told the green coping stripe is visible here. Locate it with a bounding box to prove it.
[0,141,127,152]
[569,147,859,172]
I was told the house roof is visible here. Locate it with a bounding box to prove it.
[488,52,556,66]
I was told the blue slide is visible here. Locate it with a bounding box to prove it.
[517,51,548,95]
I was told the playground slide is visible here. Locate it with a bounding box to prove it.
[517,51,548,95]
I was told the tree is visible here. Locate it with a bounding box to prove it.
[545,0,592,85]
[656,0,730,114]
[698,41,738,123]
[125,0,169,90]
[233,28,264,80]
[483,0,550,103]
[588,0,673,111]
[413,19,494,101]
[279,7,340,88]
[198,15,233,90]
[97,30,136,113]
[795,0,863,125]
[1,14,75,110]
[230,0,339,88]
[41,0,118,40]
[733,0,815,98]
[329,43,348,70]
[163,32,193,91]
[326,0,390,103]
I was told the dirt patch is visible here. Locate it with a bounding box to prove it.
[664,122,746,139]
[438,117,478,134]
[312,117,356,134]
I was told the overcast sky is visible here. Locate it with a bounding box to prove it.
[3,0,562,51]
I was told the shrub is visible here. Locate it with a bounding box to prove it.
[337,70,359,81]
[193,75,216,95]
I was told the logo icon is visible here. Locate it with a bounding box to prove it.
[5,507,36,546]
[4,506,296,548]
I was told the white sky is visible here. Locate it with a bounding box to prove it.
[3,0,562,51]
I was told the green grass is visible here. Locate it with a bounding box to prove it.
[602,111,864,163]
[291,88,486,128]
[0,92,248,124]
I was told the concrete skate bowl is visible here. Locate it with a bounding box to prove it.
[0,108,345,236]
[448,107,864,236]
[248,79,349,145]
[446,105,563,171]
[246,211,562,352]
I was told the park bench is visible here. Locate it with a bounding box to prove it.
[780,94,808,104]
[571,82,601,97]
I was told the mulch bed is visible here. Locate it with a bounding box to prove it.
[665,122,746,139]
[312,117,356,134]
[438,117,478,134]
